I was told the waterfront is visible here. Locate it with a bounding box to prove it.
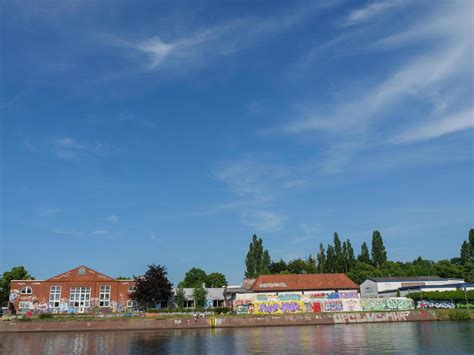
[1,321,473,354]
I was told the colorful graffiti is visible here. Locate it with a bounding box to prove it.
[416,300,455,309]
[333,311,412,323]
[253,301,305,315]
[323,300,344,312]
[360,298,414,311]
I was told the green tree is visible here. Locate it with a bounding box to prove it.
[371,230,387,268]
[346,239,356,272]
[175,287,186,309]
[342,241,348,273]
[116,276,131,280]
[245,234,270,278]
[206,273,228,288]
[132,264,173,309]
[270,259,287,274]
[469,229,474,259]
[326,244,336,273]
[333,233,343,272]
[287,258,308,274]
[348,261,381,284]
[460,241,470,265]
[193,284,208,308]
[1,266,33,307]
[358,242,371,264]
[305,255,317,273]
[180,267,207,288]
[316,243,326,273]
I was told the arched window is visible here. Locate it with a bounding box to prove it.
[21,286,32,294]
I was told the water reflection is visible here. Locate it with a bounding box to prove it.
[1,321,473,354]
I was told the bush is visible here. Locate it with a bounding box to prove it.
[38,313,53,319]
[448,309,470,321]
[407,290,474,302]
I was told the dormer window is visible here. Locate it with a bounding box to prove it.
[78,267,86,275]
[21,286,32,294]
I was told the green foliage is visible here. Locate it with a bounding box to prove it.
[245,234,271,278]
[469,229,474,259]
[270,259,287,274]
[406,290,474,302]
[116,276,131,280]
[1,266,33,307]
[175,287,186,309]
[287,258,308,274]
[316,243,326,273]
[371,230,387,268]
[206,272,228,288]
[39,313,53,319]
[348,261,381,284]
[460,241,470,264]
[132,264,173,309]
[180,267,207,288]
[345,239,356,272]
[326,245,336,273]
[448,309,470,321]
[192,284,208,308]
[358,242,371,264]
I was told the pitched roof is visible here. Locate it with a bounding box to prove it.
[367,276,464,283]
[251,274,358,292]
[45,265,115,282]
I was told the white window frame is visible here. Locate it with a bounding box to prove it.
[19,301,32,310]
[69,287,91,308]
[49,286,61,308]
[21,286,32,294]
[128,286,136,293]
[99,285,111,307]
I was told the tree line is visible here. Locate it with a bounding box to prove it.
[244,229,474,284]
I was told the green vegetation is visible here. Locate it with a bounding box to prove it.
[179,268,227,288]
[0,266,33,307]
[175,287,186,310]
[243,229,474,285]
[406,291,474,302]
[132,264,173,309]
[192,284,208,308]
[448,309,470,321]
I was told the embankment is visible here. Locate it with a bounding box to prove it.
[0,310,463,333]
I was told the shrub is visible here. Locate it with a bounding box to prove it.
[38,313,53,319]
[448,309,470,321]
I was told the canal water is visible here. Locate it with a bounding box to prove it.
[1,321,473,354]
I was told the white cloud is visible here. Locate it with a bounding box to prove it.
[104,215,119,223]
[241,210,286,233]
[392,108,474,144]
[52,137,109,160]
[342,1,404,27]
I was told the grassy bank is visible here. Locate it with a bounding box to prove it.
[434,309,474,321]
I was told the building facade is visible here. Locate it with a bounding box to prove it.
[168,288,226,309]
[360,277,465,298]
[9,266,136,313]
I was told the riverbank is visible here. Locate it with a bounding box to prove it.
[1,310,472,333]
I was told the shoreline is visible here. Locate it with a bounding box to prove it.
[2,310,472,333]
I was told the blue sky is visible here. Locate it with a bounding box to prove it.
[1,0,473,285]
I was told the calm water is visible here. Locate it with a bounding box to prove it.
[1,321,473,354]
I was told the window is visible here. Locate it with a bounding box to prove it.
[212,300,224,307]
[99,285,111,307]
[128,286,136,293]
[49,286,61,308]
[78,267,86,275]
[69,287,91,308]
[21,286,32,294]
[184,300,194,308]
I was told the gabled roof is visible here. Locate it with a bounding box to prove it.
[45,265,115,282]
[252,274,358,292]
[367,276,464,283]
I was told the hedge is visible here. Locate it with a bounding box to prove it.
[407,290,474,302]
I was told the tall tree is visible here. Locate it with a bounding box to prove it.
[132,264,173,309]
[317,243,326,273]
[371,230,387,268]
[346,239,356,272]
[179,267,207,288]
[469,229,474,260]
[305,255,317,273]
[326,244,336,273]
[175,287,186,309]
[245,234,270,278]
[342,241,349,273]
[192,284,208,309]
[206,273,228,288]
[358,242,371,264]
[287,258,308,274]
[460,241,470,265]
[333,233,343,272]
[1,266,33,307]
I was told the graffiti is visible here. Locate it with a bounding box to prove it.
[416,300,455,309]
[323,300,343,312]
[256,295,268,301]
[339,291,359,299]
[236,305,249,314]
[360,298,414,311]
[456,303,474,309]
[278,294,301,301]
[308,291,359,300]
[309,293,328,298]
[333,311,411,324]
[254,301,305,314]
[9,292,19,302]
[312,302,322,313]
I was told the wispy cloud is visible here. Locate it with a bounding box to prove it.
[241,210,286,233]
[104,215,119,223]
[341,1,405,27]
[103,4,333,72]
[52,137,110,160]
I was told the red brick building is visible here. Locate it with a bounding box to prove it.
[9,266,136,313]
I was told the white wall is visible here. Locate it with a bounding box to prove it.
[360,280,378,298]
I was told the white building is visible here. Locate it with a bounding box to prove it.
[168,288,226,308]
[360,277,465,298]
